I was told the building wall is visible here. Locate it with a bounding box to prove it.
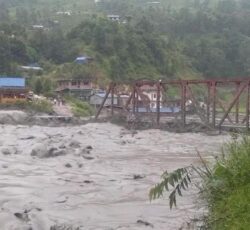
[1,97,26,103]
[139,90,163,109]
[0,89,27,103]
[118,96,129,107]
[90,95,118,106]
[56,80,93,91]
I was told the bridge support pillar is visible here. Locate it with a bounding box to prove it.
[95,84,112,120]
[111,84,114,116]
[156,81,161,126]
[207,83,211,123]
[211,81,217,128]
[246,82,250,131]
[132,85,136,114]
[181,81,187,127]
[235,83,240,124]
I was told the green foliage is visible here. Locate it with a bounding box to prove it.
[34,78,43,94]
[2,0,250,81]
[27,100,53,113]
[66,97,94,117]
[0,99,53,113]
[150,136,250,229]
[204,136,250,229]
[29,77,55,95]
[68,17,180,81]
[149,167,192,209]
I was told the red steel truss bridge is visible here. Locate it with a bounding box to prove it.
[95,79,250,131]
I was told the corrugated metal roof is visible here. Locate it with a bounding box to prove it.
[76,56,87,61]
[0,78,25,88]
[137,107,181,113]
[95,93,118,98]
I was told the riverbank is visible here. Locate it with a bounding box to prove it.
[203,136,250,229]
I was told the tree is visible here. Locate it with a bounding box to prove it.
[0,2,9,22]
[42,78,53,93]
[0,34,11,73]
[34,78,43,95]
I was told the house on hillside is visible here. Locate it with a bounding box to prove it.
[56,11,72,16]
[138,84,163,109]
[20,63,43,72]
[32,25,44,30]
[55,79,95,100]
[74,56,93,64]
[0,77,27,103]
[147,1,161,5]
[107,15,120,22]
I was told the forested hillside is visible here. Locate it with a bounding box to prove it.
[1,0,250,86]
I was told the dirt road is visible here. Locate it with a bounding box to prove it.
[53,104,73,117]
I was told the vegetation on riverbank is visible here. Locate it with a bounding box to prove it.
[150,135,250,229]
[204,136,250,229]
[0,100,53,114]
[66,96,94,117]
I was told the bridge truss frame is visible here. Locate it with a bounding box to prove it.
[95,79,250,130]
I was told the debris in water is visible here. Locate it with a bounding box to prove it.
[83,180,93,184]
[133,174,145,180]
[14,212,30,222]
[56,196,68,203]
[65,163,72,168]
[82,155,94,160]
[137,219,154,228]
[69,141,81,148]
[86,145,93,150]
[77,162,83,168]
[20,136,35,140]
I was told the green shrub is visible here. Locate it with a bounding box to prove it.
[27,100,53,113]
[66,97,94,117]
[0,100,53,114]
[150,136,250,229]
[205,136,250,229]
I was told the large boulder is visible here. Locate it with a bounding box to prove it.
[30,144,49,158]
[69,141,81,148]
[1,147,18,155]
[31,144,67,158]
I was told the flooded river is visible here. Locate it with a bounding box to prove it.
[0,123,229,230]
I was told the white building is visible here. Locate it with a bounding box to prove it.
[56,11,72,16]
[107,15,120,22]
[20,66,43,71]
[32,25,44,29]
[138,85,163,109]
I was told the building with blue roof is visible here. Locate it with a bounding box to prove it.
[0,77,25,88]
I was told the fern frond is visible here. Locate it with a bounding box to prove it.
[149,166,193,208]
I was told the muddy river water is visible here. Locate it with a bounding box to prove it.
[0,123,229,230]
